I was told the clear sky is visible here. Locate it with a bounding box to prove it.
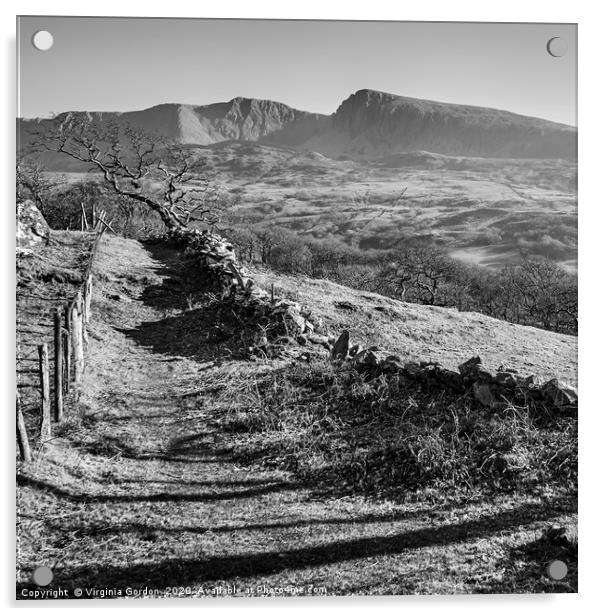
[17,17,577,125]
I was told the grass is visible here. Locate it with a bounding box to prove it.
[251,267,578,384]
[16,230,96,447]
[16,233,577,597]
[216,360,576,500]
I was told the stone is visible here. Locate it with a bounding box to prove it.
[472,382,502,409]
[353,348,390,371]
[334,300,358,312]
[458,356,482,376]
[348,344,361,357]
[542,379,578,407]
[331,330,350,360]
[381,355,404,372]
[308,315,326,334]
[283,309,306,335]
[474,367,494,382]
[524,374,547,389]
[16,200,49,254]
[403,361,422,378]
[434,368,464,392]
[307,334,331,349]
[494,371,518,387]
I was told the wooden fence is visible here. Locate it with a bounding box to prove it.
[16,226,107,462]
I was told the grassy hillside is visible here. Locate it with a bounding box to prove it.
[252,267,577,384]
[17,233,577,596]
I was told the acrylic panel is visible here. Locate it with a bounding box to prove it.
[16,16,577,599]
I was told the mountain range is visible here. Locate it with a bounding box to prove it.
[19,89,577,163]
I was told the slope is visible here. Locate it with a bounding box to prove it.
[16,234,577,597]
[252,268,577,384]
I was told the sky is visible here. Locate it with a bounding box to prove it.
[17,17,577,125]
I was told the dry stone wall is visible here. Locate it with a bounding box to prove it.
[168,227,578,412]
[167,228,327,351]
[331,330,578,413]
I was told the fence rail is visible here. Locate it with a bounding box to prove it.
[16,227,107,462]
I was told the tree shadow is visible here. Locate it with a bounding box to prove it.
[136,242,215,312]
[119,306,241,363]
[16,474,299,504]
[475,528,578,593]
[119,241,274,362]
[46,497,499,541]
[71,432,234,463]
[17,499,575,596]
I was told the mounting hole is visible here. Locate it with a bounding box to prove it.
[547,37,567,58]
[32,565,54,586]
[546,559,568,580]
[32,31,54,51]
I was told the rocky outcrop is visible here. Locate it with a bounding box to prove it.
[19,98,328,152]
[318,89,577,160]
[16,200,49,255]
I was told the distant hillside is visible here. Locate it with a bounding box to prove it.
[306,89,577,160]
[18,89,576,166]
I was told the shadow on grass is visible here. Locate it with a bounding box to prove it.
[17,474,299,504]
[17,499,575,596]
[47,497,499,540]
[476,529,578,593]
[119,306,242,363]
[134,242,212,312]
[118,242,272,362]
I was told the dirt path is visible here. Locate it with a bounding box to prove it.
[17,236,576,597]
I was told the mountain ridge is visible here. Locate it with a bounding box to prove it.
[18,89,577,162]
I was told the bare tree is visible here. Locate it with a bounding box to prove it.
[31,114,224,230]
[16,157,57,209]
[377,242,456,305]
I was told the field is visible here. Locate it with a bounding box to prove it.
[45,143,577,272]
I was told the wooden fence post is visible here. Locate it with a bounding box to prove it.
[16,393,32,463]
[38,344,51,440]
[64,306,71,391]
[80,202,89,231]
[71,295,84,383]
[62,330,71,393]
[84,275,92,324]
[80,291,88,344]
[54,308,64,422]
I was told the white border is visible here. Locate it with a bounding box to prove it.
[3,2,599,615]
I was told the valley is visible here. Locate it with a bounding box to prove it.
[45,143,577,271]
[18,88,578,270]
